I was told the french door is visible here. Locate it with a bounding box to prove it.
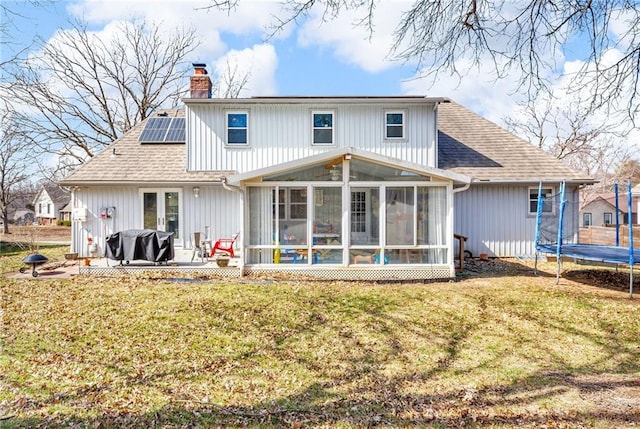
[141,189,182,245]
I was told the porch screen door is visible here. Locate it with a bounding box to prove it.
[142,190,181,244]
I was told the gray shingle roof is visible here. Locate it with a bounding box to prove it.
[437,101,594,184]
[60,109,230,186]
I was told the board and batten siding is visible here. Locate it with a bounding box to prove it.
[453,184,580,258]
[71,185,240,257]
[186,103,437,173]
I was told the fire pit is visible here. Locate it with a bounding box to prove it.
[20,253,49,278]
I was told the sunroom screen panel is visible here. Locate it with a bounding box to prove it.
[247,188,274,263]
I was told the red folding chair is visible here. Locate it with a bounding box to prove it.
[210,232,239,258]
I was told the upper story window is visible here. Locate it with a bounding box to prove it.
[226,111,248,145]
[312,111,334,145]
[385,110,405,139]
[528,186,554,215]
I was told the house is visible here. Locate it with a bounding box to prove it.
[634,184,640,223]
[13,209,35,226]
[579,192,638,227]
[59,65,593,279]
[32,185,71,225]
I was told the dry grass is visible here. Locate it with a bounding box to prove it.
[1,254,639,428]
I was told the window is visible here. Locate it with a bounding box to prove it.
[289,189,307,219]
[604,212,613,225]
[272,188,307,220]
[583,212,592,226]
[226,111,248,145]
[312,111,334,145]
[529,187,554,215]
[385,110,405,139]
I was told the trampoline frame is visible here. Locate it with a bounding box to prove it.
[534,181,637,298]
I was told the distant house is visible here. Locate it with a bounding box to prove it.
[32,185,70,225]
[633,184,640,224]
[580,191,638,227]
[13,209,35,226]
[59,203,72,222]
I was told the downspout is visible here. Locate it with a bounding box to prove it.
[453,182,471,194]
[451,181,471,275]
[221,176,245,274]
[433,102,440,169]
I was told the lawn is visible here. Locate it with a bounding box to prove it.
[1,247,640,428]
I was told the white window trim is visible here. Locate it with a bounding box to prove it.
[225,110,249,146]
[528,186,555,216]
[604,212,613,225]
[274,187,308,221]
[384,109,406,140]
[311,110,335,146]
[583,212,592,226]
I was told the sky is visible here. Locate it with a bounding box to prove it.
[2,0,638,159]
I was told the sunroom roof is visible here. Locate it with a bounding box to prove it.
[226,147,470,187]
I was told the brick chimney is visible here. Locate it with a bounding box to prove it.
[190,63,212,98]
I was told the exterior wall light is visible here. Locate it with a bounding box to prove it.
[193,186,200,198]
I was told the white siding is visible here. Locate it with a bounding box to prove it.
[454,184,580,257]
[71,185,240,257]
[187,103,436,172]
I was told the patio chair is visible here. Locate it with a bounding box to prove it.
[191,231,209,262]
[210,232,239,258]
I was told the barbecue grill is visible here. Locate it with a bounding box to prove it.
[20,253,49,277]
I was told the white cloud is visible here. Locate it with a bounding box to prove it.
[400,59,528,127]
[213,43,278,96]
[296,1,408,73]
[65,0,285,60]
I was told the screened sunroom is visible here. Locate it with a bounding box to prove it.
[228,149,470,278]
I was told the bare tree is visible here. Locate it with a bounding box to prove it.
[212,59,252,98]
[612,159,640,186]
[207,0,640,123]
[0,1,48,69]
[505,93,635,208]
[505,95,627,176]
[0,110,35,234]
[4,19,199,176]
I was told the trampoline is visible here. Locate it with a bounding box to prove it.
[535,181,637,298]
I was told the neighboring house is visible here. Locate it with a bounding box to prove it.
[59,65,593,279]
[59,203,72,222]
[32,185,70,225]
[634,184,640,223]
[13,209,35,226]
[579,192,638,227]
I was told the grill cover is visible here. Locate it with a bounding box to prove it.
[105,229,174,263]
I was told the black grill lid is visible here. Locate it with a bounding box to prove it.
[22,253,49,264]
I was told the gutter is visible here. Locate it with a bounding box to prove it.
[469,178,596,186]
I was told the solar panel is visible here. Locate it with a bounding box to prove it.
[138,116,185,143]
[164,118,185,142]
